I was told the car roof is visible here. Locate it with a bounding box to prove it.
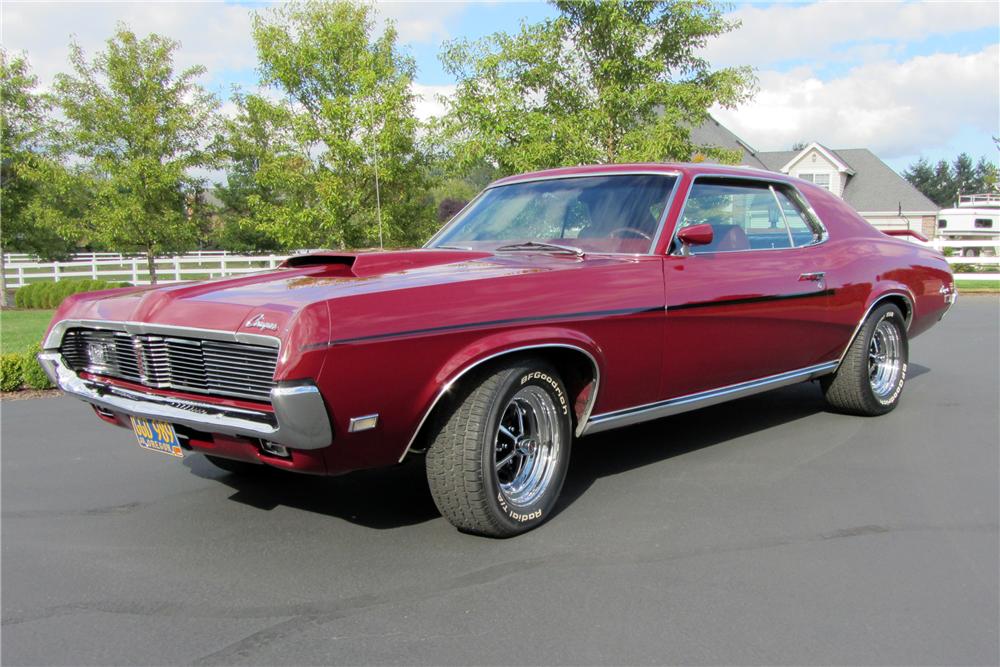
[488,162,789,188]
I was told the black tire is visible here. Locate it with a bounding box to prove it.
[425,358,573,537]
[822,303,908,416]
[204,454,266,476]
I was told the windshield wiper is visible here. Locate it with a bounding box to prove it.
[435,244,473,250]
[494,241,585,257]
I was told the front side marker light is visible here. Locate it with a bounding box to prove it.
[348,414,379,433]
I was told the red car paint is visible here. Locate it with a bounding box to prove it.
[43,163,954,475]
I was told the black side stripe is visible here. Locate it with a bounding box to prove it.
[666,288,835,312]
[303,306,663,349]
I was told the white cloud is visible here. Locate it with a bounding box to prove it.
[705,1,1000,67]
[411,82,455,121]
[712,45,1000,159]
[375,2,465,44]
[2,1,464,92]
[2,3,257,90]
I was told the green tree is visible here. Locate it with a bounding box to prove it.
[436,0,756,175]
[904,153,999,207]
[53,27,220,282]
[1,50,82,306]
[212,91,291,252]
[229,0,436,250]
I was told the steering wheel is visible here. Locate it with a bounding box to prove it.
[608,227,653,241]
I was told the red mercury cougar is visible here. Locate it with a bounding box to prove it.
[39,164,956,536]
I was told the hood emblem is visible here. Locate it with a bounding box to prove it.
[245,314,278,331]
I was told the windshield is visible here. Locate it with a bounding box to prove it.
[427,174,678,254]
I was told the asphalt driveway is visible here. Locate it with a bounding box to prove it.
[2,296,997,665]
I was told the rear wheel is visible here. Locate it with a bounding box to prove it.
[822,303,908,416]
[425,359,572,537]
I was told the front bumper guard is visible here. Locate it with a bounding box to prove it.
[37,352,333,450]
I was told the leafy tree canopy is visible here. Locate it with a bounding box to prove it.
[904,153,999,207]
[53,27,220,281]
[436,0,756,175]
[224,0,436,250]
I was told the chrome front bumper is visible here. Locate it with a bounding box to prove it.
[37,352,333,450]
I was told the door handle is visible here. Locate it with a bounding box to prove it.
[799,272,825,282]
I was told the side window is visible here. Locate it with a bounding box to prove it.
[678,180,791,253]
[676,179,826,253]
[774,188,823,246]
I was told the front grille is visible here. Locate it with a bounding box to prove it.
[60,329,279,401]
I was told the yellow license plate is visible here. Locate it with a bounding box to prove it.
[130,417,183,458]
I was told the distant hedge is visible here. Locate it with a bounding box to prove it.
[0,345,54,392]
[14,279,131,309]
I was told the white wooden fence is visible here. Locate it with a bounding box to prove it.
[928,239,999,281]
[3,253,290,287]
[2,239,997,288]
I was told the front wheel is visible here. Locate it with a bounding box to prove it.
[425,359,573,537]
[822,303,908,416]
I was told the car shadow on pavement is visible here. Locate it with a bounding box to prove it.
[554,363,930,520]
[184,365,932,531]
[184,454,440,530]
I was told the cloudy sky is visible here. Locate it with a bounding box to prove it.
[3,0,998,172]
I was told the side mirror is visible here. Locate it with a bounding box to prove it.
[677,223,713,254]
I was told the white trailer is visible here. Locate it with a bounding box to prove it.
[936,193,999,256]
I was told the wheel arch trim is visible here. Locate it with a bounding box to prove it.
[837,289,914,369]
[398,341,602,462]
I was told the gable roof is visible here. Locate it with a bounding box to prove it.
[779,142,856,175]
[752,147,937,213]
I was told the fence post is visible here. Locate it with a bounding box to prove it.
[269,257,277,269]
[174,257,181,282]
[18,265,24,288]
[131,258,139,284]
[91,258,98,279]
[220,257,227,277]
[54,262,61,282]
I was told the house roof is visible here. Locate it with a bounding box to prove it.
[688,116,769,169]
[751,147,938,213]
[686,117,938,213]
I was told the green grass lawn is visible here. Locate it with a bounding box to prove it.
[1,309,55,354]
[956,280,1000,292]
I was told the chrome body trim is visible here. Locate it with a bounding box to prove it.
[580,361,839,436]
[667,172,830,256]
[398,343,601,462]
[43,319,280,351]
[836,292,915,369]
[940,283,958,319]
[39,352,332,449]
[424,170,683,256]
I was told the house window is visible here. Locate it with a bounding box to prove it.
[938,219,948,229]
[799,173,832,191]
[974,218,994,229]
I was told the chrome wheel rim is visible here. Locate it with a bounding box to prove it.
[493,386,562,508]
[869,318,903,400]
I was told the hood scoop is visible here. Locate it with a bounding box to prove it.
[281,249,492,277]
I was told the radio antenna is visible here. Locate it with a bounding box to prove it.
[370,106,383,250]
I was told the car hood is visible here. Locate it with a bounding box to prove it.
[50,249,638,345]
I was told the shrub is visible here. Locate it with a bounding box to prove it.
[11,279,132,309]
[0,354,24,392]
[20,345,54,390]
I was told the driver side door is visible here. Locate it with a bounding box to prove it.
[661,176,838,399]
